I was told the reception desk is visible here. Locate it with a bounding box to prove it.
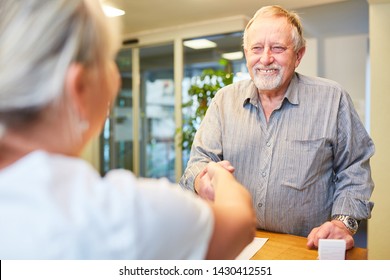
[251,230,367,260]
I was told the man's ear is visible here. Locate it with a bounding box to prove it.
[295,46,306,68]
[64,63,89,118]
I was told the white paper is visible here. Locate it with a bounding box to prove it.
[235,237,268,260]
[318,239,346,260]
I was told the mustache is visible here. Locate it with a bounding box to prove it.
[253,64,281,71]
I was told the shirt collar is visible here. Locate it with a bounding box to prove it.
[242,81,260,107]
[242,73,300,107]
[284,73,299,105]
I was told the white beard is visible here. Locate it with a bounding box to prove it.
[252,66,283,90]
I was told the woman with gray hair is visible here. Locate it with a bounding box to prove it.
[0,0,255,259]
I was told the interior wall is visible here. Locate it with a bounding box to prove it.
[323,34,368,123]
[296,35,368,126]
[368,0,390,260]
[296,38,318,76]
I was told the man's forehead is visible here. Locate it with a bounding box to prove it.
[247,18,293,43]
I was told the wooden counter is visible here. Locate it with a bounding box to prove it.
[251,230,367,260]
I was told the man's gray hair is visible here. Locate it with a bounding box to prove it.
[243,5,306,52]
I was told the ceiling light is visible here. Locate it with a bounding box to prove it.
[222,51,244,60]
[183,39,217,49]
[102,4,125,17]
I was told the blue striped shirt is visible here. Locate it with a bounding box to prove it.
[180,73,375,237]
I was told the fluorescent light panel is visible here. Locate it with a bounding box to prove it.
[103,4,125,17]
[183,39,217,49]
[222,51,244,60]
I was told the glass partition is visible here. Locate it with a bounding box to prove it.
[139,44,175,181]
[100,48,133,175]
[100,33,248,180]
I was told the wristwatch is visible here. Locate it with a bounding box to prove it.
[332,215,359,235]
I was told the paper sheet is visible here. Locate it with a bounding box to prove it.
[318,239,346,260]
[235,237,268,260]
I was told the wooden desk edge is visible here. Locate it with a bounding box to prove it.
[253,230,367,260]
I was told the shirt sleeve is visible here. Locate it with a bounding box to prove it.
[105,170,214,259]
[332,90,375,220]
[179,96,224,192]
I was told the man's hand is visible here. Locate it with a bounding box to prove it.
[194,160,235,201]
[306,220,355,250]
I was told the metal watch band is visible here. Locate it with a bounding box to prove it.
[332,214,358,235]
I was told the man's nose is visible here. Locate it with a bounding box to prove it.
[260,47,274,65]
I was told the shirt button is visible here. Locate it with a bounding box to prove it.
[257,203,263,208]
[266,142,271,147]
[261,172,266,177]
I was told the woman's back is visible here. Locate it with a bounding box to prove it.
[0,151,213,259]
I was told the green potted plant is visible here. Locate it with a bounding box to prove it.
[179,60,233,153]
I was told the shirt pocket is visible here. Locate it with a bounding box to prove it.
[280,138,333,191]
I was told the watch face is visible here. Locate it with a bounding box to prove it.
[347,218,357,229]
